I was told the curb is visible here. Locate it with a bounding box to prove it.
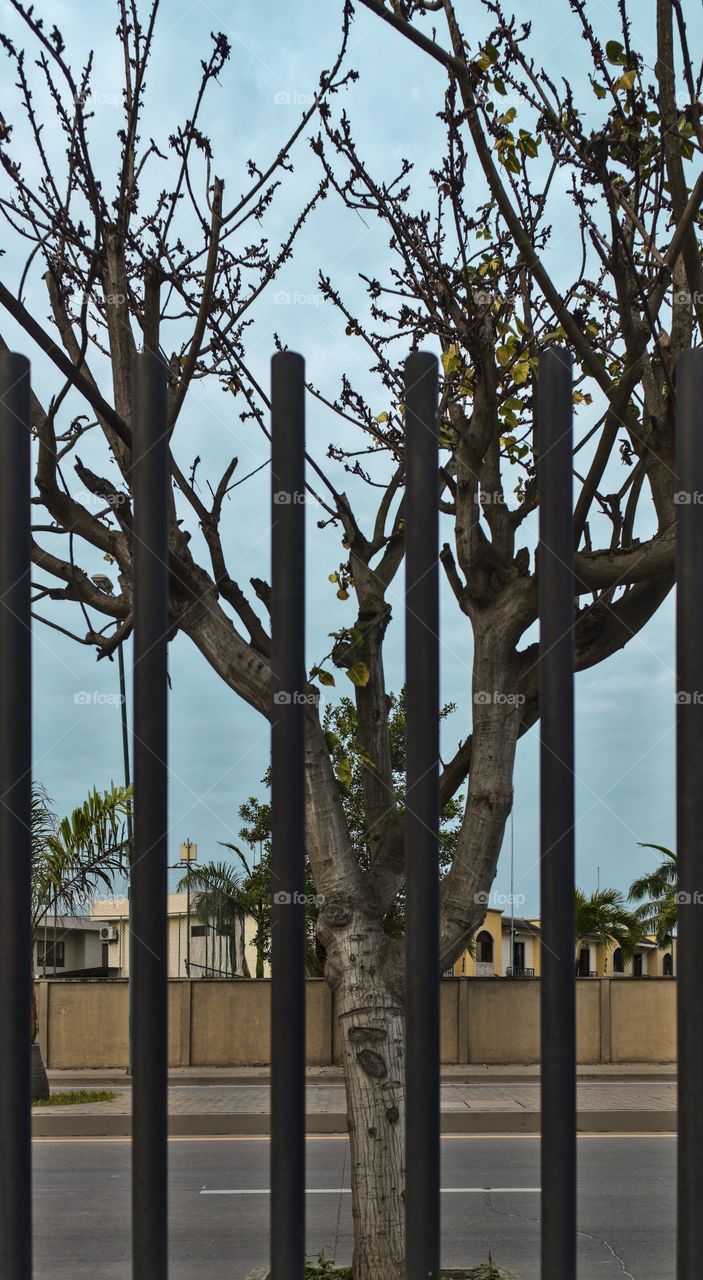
[45,1069,677,1088]
[31,1109,677,1139]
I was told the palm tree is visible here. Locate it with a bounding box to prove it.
[219,841,325,977]
[180,859,253,978]
[31,783,132,1099]
[219,843,270,978]
[183,845,325,979]
[629,844,677,951]
[574,887,643,974]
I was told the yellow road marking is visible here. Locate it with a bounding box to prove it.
[32,1131,676,1146]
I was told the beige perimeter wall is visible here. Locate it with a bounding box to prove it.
[35,976,677,1069]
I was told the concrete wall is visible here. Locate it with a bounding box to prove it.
[35,976,678,1069]
[609,977,676,1062]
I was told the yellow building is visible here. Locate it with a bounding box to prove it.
[453,910,676,979]
[452,910,541,978]
[576,934,676,978]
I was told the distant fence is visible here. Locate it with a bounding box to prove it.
[35,976,677,1070]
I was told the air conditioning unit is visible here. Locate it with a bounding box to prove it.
[100,926,118,942]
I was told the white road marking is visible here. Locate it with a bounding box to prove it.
[200,1186,541,1195]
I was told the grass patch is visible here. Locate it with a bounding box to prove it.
[33,1089,116,1107]
[305,1255,504,1279]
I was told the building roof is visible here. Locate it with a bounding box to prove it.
[34,915,110,933]
[501,917,540,936]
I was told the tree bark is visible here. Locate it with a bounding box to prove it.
[332,923,405,1280]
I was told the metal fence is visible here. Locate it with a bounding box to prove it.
[0,343,700,1279]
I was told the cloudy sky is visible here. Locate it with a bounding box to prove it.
[1,0,695,914]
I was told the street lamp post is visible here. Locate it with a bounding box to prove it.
[179,841,198,976]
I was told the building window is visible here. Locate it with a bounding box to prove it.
[190,925,207,937]
[477,930,494,964]
[633,953,643,977]
[613,947,624,973]
[663,952,673,976]
[578,947,590,977]
[37,940,64,968]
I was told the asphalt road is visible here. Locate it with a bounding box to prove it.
[33,1134,675,1279]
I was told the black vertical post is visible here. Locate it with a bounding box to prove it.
[538,347,576,1280]
[131,350,169,1280]
[0,352,32,1280]
[118,639,135,1078]
[676,348,703,1280]
[404,351,440,1280]
[270,351,306,1280]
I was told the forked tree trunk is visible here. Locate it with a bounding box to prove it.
[334,924,405,1280]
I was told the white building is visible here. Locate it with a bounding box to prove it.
[33,915,117,977]
[89,893,266,978]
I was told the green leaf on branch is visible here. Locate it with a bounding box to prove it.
[311,665,336,688]
[605,40,626,65]
[518,130,540,158]
[501,145,521,174]
[336,756,354,789]
[475,41,499,72]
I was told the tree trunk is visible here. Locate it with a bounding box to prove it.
[333,924,405,1280]
[31,982,50,1102]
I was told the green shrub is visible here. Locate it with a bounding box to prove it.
[33,1090,116,1107]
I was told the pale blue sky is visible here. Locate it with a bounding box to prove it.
[1,0,692,912]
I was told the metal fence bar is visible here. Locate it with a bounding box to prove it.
[270,350,306,1280]
[0,352,32,1280]
[538,348,576,1280]
[131,350,169,1280]
[675,347,703,1280]
[404,351,441,1280]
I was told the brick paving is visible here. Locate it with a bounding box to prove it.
[38,1077,676,1117]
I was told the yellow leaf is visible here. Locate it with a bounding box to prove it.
[347,661,370,687]
[441,343,461,374]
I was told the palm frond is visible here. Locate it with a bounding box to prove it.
[32,784,132,927]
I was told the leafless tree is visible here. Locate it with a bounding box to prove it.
[1,0,700,1274]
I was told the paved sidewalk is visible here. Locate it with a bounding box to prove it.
[47,1061,676,1086]
[34,1068,677,1137]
